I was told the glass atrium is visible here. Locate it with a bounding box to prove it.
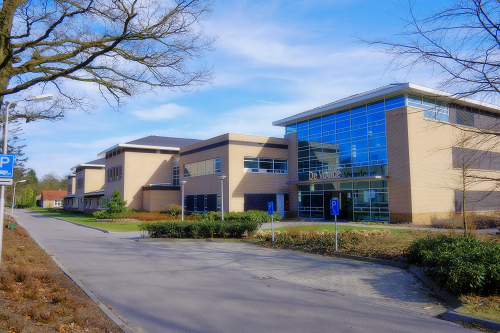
[284,93,448,221]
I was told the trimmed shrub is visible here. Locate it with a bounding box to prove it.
[193,210,281,223]
[254,229,368,254]
[405,235,500,295]
[142,220,260,239]
[164,204,182,217]
[93,188,127,220]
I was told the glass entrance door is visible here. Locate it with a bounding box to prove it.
[324,191,353,220]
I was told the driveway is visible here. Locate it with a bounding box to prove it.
[15,210,472,333]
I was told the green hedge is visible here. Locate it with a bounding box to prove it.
[256,230,366,253]
[405,235,500,295]
[142,220,261,239]
[190,210,281,223]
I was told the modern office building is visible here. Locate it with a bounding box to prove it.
[64,83,500,224]
[274,83,500,223]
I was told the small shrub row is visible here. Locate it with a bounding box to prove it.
[254,229,372,254]
[405,235,500,295]
[142,220,261,239]
[190,210,281,223]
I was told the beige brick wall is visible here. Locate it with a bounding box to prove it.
[104,154,125,199]
[388,106,500,224]
[143,190,181,211]
[84,168,105,193]
[386,106,413,222]
[74,167,104,212]
[119,151,175,210]
[67,176,75,195]
[180,133,289,213]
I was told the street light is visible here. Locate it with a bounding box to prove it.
[218,174,226,221]
[0,94,53,266]
[11,179,26,216]
[180,180,187,221]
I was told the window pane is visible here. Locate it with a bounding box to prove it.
[367,100,384,111]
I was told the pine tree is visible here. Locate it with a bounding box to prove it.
[106,188,128,220]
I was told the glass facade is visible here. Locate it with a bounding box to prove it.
[286,94,407,221]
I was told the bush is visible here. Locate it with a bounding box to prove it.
[192,210,281,223]
[141,220,260,239]
[253,229,369,254]
[93,188,127,220]
[405,235,500,295]
[164,204,182,217]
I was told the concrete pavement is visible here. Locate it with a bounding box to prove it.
[14,209,473,333]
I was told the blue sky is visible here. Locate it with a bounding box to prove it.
[19,0,444,179]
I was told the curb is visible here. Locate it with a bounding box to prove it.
[15,215,133,333]
[51,256,133,333]
[333,253,408,269]
[52,217,110,234]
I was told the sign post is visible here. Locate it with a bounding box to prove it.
[268,201,274,243]
[330,198,339,251]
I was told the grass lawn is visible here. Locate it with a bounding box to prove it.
[29,209,144,232]
[263,224,408,233]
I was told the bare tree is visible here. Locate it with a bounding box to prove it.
[0,0,216,122]
[367,0,500,102]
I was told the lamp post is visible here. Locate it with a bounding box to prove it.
[11,179,26,216]
[180,180,187,221]
[0,94,53,266]
[218,174,226,221]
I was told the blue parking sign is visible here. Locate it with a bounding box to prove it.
[267,201,274,215]
[330,199,339,216]
[0,154,14,178]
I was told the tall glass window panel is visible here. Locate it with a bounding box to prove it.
[407,94,423,108]
[369,136,386,149]
[336,109,350,120]
[368,123,385,136]
[286,123,297,134]
[385,95,405,110]
[369,150,387,164]
[367,100,384,112]
[351,126,367,139]
[351,105,367,117]
[367,111,384,123]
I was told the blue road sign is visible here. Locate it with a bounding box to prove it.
[330,198,339,216]
[268,201,274,215]
[0,154,14,178]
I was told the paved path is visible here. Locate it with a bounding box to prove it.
[14,210,472,333]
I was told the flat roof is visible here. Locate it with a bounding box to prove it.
[273,82,500,127]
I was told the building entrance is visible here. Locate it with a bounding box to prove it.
[324,191,353,220]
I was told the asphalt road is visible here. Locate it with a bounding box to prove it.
[15,210,473,333]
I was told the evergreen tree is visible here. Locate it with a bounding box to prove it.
[106,188,128,220]
[20,187,35,208]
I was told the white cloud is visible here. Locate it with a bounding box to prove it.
[130,103,190,120]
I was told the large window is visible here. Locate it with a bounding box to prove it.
[408,94,449,122]
[293,96,397,181]
[107,165,123,182]
[298,180,389,221]
[183,158,221,177]
[244,157,288,174]
[172,157,180,186]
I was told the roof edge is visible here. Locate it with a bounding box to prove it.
[273,83,500,127]
[97,143,181,157]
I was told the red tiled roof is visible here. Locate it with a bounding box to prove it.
[41,190,68,200]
